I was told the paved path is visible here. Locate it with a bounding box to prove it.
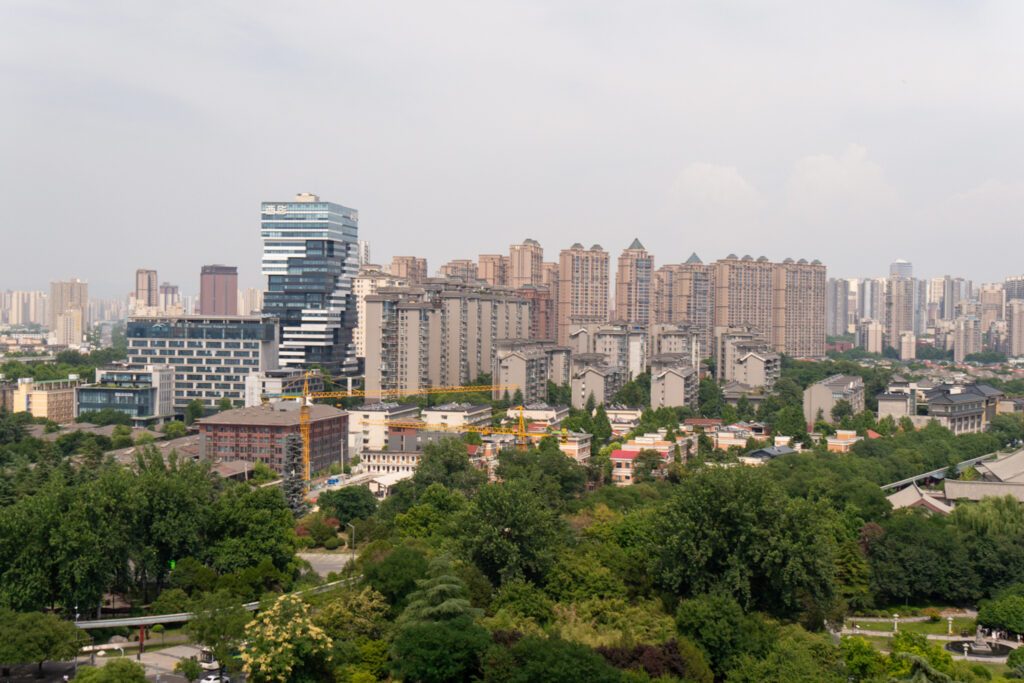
[298,551,355,577]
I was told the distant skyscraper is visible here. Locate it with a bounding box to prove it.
[357,239,371,266]
[885,276,916,348]
[557,243,609,344]
[826,278,849,337]
[49,278,87,331]
[240,287,264,316]
[509,239,543,289]
[1005,275,1024,302]
[200,265,238,315]
[1007,300,1024,358]
[439,259,478,281]
[261,192,359,373]
[135,269,158,308]
[614,238,654,326]
[158,282,180,310]
[890,259,913,278]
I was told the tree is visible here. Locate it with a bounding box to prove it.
[362,545,430,615]
[318,486,377,526]
[591,405,612,443]
[675,594,775,673]
[184,399,204,426]
[457,479,564,586]
[773,404,806,438]
[649,467,839,619]
[0,610,79,677]
[698,377,723,418]
[412,437,487,497]
[840,636,886,682]
[174,657,204,682]
[391,615,490,683]
[398,555,482,627]
[314,586,390,641]
[162,421,187,439]
[186,590,252,675]
[484,635,623,683]
[724,625,845,683]
[73,659,147,682]
[281,433,308,518]
[831,399,853,423]
[217,396,233,412]
[242,594,334,683]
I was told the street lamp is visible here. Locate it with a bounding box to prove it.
[947,616,953,635]
[893,613,899,632]
[347,522,356,554]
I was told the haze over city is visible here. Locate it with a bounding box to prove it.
[5,1,1024,295]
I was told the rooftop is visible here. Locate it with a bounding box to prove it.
[198,403,346,426]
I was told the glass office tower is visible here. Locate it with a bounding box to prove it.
[261,193,359,374]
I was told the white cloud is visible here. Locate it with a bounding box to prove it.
[666,162,762,221]
[786,144,898,223]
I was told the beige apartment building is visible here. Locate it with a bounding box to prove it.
[771,258,826,358]
[650,365,698,411]
[49,278,87,332]
[954,316,982,362]
[492,339,571,404]
[478,254,509,286]
[557,243,609,345]
[885,276,916,349]
[364,281,529,395]
[613,239,654,326]
[653,254,715,361]
[713,255,774,338]
[389,256,428,283]
[509,239,543,289]
[13,376,81,424]
[438,259,478,282]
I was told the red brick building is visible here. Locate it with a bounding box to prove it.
[197,403,348,474]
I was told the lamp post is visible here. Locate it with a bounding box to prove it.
[893,613,899,633]
[73,605,80,677]
[347,522,356,554]
[947,616,953,635]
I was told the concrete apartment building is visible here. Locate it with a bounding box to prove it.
[363,281,529,395]
[954,316,983,362]
[557,243,609,345]
[243,368,325,407]
[899,332,916,361]
[492,339,571,404]
[885,275,917,348]
[514,284,556,342]
[197,402,348,474]
[614,239,654,326]
[652,254,715,359]
[390,256,428,283]
[12,376,81,424]
[352,264,408,360]
[200,265,238,315]
[803,375,865,425]
[509,239,543,289]
[715,326,779,390]
[651,364,698,411]
[771,258,826,358]
[571,365,627,409]
[857,319,884,354]
[649,323,701,366]
[125,314,280,412]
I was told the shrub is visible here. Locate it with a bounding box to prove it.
[923,607,942,623]
[324,538,341,550]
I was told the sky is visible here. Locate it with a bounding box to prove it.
[3,1,1024,298]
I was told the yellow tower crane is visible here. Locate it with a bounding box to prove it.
[271,374,521,489]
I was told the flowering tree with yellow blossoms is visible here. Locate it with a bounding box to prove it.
[241,594,334,683]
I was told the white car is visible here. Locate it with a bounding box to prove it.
[200,675,231,683]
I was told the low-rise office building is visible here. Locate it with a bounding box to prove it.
[76,364,175,425]
[197,402,348,474]
[348,402,420,456]
[12,375,81,424]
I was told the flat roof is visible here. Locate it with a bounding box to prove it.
[198,403,346,426]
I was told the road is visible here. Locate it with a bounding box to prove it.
[298,551,356,577]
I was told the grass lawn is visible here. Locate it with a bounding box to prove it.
[846,617,975,635]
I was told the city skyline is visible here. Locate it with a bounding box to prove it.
[6,3,1024,293]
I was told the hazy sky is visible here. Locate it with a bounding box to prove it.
[4,1,1024,297]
